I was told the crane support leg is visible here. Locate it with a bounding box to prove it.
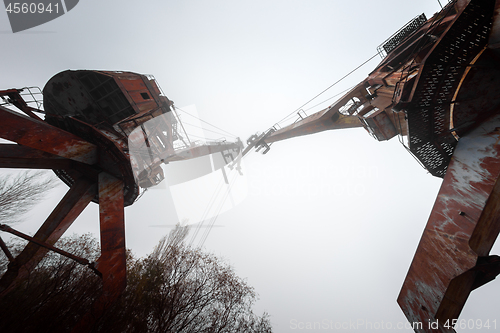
[71,172,126,332]
[398,112,500,332]
[0,105,128,330]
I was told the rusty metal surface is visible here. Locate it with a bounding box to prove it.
[487,0,500,48]
[265,110,363,144]
[0,105,97,164]
[41,70,171,204]
[0,144,73,169]
[361,108,398,140]
[43,70,174,135]
[53,116,139,206]
[259,1,463,148]
[0,70,246,331]
[96,172,126,293]
[247,1,500,331]
[398,112,500,332]
[263,82,365,144]
[396,2,500,329]
[451,48,500,138]
[71,172,126,332]
[0,144,100,181]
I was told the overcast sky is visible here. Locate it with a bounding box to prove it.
[2,1,500,332]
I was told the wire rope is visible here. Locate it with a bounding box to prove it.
[175,106,238,138]
[181,121,232,139]
[197,167,240,248]
[188,170,227,246]
[303,85,357,113]
[273,53,379,128]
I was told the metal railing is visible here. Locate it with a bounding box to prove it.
[377,14,428,58]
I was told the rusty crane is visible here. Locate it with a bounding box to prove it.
[0,70,241,331]
[249,0,500,332]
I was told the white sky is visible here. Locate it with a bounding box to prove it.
[2,1,500,332]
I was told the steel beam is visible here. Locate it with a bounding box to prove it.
[0,105,97,164]
[264,108,363,144]
[0,144,100,181]
[0,144,73,169]
[165,141,242,161]
[398,112,500,332]
[71,172,126,332]
[0,224,100,275]
[96,172,126,298]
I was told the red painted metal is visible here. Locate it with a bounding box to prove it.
[264,109,363,144]
[6,4,498,331]
[0,143,82,169]
[96,172,126,299]
[259,1,465,149]
[0,69,243,331]
[71,172,126,332]
[0,79,137,328]
[0,105,97,164]
[262,82,365,145]
[398,113,500,332]
[253,0,500,331]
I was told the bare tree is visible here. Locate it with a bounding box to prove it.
[97,225,272,333]
[0,227,273,333]
[0,170,60,225]
[0,233,102,333]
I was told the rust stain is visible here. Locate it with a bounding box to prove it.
[398,113,500,332]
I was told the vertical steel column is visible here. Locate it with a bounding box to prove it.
[97,172,127,303]
[71,172,126,332]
